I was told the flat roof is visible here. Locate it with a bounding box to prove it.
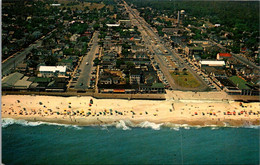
[106,24,120,27]
[200,60,225,65]
[39,66,66,73]
[2,72,24,87]
[229,76,251,89]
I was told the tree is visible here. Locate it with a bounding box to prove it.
[116,59,125,68]
[44,55,58,66]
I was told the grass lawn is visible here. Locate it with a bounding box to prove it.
[170,71,201,88]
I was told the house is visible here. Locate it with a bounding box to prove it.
[162,28,182,36]
[38,66,67,78]
[202,67,227,77]
[16,63,28,73]
[217,53,232,60]
[139,83,165,93]
[143,72,157,85]
[215,24,221,27]
[119,20,131,28]
[45,80,66,92]
[185,46,204,56]
[70,34,80,42]
[99,76,112,85]
[189,40,210,45]
[130,70,141,85]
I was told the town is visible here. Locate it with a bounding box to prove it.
[2,0,259,100]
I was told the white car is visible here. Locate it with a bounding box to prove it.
[86,62,89,65]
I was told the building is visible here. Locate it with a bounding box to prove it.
[217,53,232,60]
[185,46,204,56]
[119,20,131,28]
[106,24,120,27]
[38,66,67,78]
[199,60,225,68]
[130,70,141,85]
[13,76,32,90]
[2,72,24,90]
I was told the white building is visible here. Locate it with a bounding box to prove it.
[51,4,61,6]
[199,60,225,67]
[38,66,67,78]
[106,24,120,27]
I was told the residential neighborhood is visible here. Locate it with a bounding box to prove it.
[2,0,259,97]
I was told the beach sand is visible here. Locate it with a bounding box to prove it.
[1,95,260,126]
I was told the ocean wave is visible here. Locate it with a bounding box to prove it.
[242,125,260,129]
[116,120,131,130]
[2,118,259,130]
[137,121,162,130]
[2,118,82,130]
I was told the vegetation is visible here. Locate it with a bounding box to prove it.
[128,0,259,56]
[170,71,200,88]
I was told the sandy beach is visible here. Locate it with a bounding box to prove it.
[1,95,260,127]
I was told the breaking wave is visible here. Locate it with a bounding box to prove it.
[116,120,131,130]
[138,121,163,130]
[1,118,82,130]
[2,118,259,130]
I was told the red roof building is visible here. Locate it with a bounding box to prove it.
[217,53,232,60]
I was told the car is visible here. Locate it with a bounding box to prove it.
[86,62,89,65]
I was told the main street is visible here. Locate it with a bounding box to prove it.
[124,1,208,91]
[2,29,57,77]
[73,31,100,90]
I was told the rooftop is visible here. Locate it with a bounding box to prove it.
[229,76,251,89]
[218,53,232,57]
[39,66,67,73]
[200,60,225,66]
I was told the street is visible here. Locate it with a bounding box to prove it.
[124,1,208,91]
[2,29,57,77]
[73,32,100,90]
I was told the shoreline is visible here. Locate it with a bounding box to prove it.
[2,95,260,127]
[2,117,259,129]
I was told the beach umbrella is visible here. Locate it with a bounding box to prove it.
[57,112,60,115]
[81,110,84,113]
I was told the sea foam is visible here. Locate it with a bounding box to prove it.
[1,118,82,130]
[116,120,131,130]
[138,121,163,130]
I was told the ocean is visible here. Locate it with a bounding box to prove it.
[2,118,259,165]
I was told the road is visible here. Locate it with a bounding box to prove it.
[73,31,100,90]
[124,1,208,91]
[212,40,259,70]
[231,53,259,70]
[2,29,57,77]
[2,41,41,77]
